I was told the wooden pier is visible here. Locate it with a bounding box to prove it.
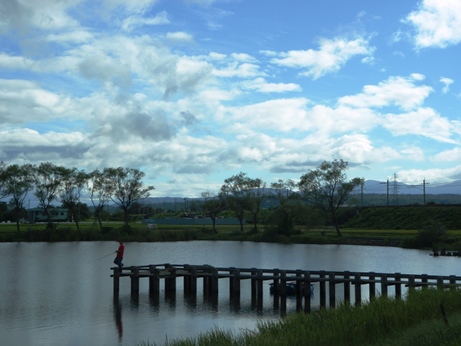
[111,263,461,313]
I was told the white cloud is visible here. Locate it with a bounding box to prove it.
[166,32,194,43]
[0,79,72,123]
[338,75,432,111]
[404,0,461,48]
[226,98,309,132]
[121,10,169,32]
[434,147,461,162]
[241,78,301,93]
[440,77,454,93]
[103,0,159,14]
[397,166,461,185]
[383,107,458,143]
[270,36,375,79]
[213,62,261,78]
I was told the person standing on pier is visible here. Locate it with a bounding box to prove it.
[114,240,124,268]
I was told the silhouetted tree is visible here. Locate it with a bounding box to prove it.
[105,167,154,228]
[32,162,66,226]
[0,164,34,231]
[60,167,88,231]
[298,159,363,236]
[201,191,225,232]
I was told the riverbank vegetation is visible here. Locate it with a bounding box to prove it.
[1,218,461,256]
[138,288,461,346]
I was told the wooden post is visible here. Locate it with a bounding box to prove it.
[408,275,415,291]
[344,271,350,303]
[303,271,311,313]
[183,265,190,294]
[395,273,402,299]
[329,273,336,309]
[437,276,443,289]
[232,268,241,297]
[422,274,428,289]
[319,271,326,308]
[450,275,457,290]
[369,272,376,299]
[257,270,263,307]
[280,271,287,315]
[296,270,303,312]
[149,265,159,294]
[251,268,257,303]
[273,269,280,310]
[229,267,235,296]
[190,266,197,295]
[354,273,362,306]
[381,274,388,297]
[130,267,140,295]
[113,267,120,297]
[165,266,177,294]
[211,267,219,295]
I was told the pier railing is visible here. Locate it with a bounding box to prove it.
[111,263,461,313]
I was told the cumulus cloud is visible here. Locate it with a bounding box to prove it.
[0,79,71,123]
[269,36,375,79]
[338,75,433,111]
[404,0,461,48]
[0,128,89,164]
[383,107,458,143]
[0,0,80,33]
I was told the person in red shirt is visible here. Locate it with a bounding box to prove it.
[113,240,124,268]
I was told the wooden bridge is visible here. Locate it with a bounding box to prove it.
[111,263,461,313]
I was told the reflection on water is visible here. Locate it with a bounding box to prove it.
[0,241,460,345]
[113,298,123,342]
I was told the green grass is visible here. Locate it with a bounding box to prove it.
[137,288,461,346]
[2,222,461,249]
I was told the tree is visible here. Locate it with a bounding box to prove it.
[87,169,113,230]
[220,172,265,232]
[267,179,300,236]
[201,191,225,233]
[0,164,34,232]
[60,167,88,231]
[104,167,154,228]
[220,173,248,232]
[0,161,6,198]
[245,177,266,232]
[298,159,363,237]
[32,162,66,226]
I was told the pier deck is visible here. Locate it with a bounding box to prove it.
[111,263,461,313]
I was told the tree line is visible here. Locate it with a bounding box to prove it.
[0,159,363,236]
[0,162,154,232]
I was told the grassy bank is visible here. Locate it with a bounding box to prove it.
[2,222,461,251]
[0,222,411,244]
[139,288,461,346]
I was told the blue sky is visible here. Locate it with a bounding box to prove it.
[1,0,461,198]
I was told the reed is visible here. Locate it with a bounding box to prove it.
[140,288,461,346]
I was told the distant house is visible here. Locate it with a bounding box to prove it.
[28,208,69,223]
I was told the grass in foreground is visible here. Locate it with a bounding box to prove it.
[138,288,461,346]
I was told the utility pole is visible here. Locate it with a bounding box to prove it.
[423,179,429,205]
[393,173,398,205]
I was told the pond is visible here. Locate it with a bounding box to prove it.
[0,241,459,345]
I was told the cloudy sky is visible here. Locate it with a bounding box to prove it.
[1,0,461,198]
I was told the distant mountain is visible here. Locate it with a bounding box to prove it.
[134,180,461,208]
[359,179,461,195]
